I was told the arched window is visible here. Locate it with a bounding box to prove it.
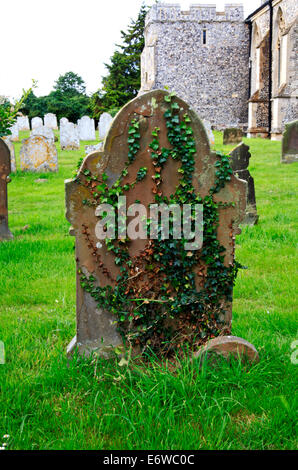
[275,8,287,88]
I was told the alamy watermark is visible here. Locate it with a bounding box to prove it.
[290,340,298,365]
[94,196,203,250]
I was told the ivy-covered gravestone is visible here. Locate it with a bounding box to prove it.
[0,139,13,241]
[65,90,258,361]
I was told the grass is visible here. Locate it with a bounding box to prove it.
[0,130,297,450]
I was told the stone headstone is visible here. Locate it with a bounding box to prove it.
[9,123,19,142]
[17,115,30,131]
[60,117,69,128]
[223,128,243,145]
[85,143,103,155]
[31,125,55,142]
[203,120,215,146]
[65,89,254,359]
[31,117,43,129]
[20,135,58,172]
[60,122,80,150]
[281,120,298,163]
[2,137,16,173]
[0,139,13,240]
[44,113,58,130]
[77,116,96,141]
[98,112,113,140]
[193,336,259,365]
[229,143,258,225]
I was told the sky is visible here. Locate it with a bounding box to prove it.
[0,0,261,101]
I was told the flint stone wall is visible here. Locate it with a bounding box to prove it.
[140,3,250,129]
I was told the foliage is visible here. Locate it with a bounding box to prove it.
[0,81,37,138]
[91,4,148,117]
[54,71,86,95]
[76,95,239,356]
[22,72,91,122]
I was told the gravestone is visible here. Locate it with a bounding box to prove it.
[31,117,43,129]
[203,120,215,146]
[60,117,69,128]
[65,89,257,360]
[31,125,55,142]
[281,120,298,163]
[60,122,80,150]
[9,123,19,142]
[2,137,16,173]
[77,116,96,141]
[98,112,113,140]
[17,115,30,131]
[85,143,103,155]
[223,128,243,145]
[229,143,258,225]
[0,139,13,240]
[44,113,58,130]
[20,135,58,172]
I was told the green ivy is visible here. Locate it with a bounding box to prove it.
[76,95,241,356]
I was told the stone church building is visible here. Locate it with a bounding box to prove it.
[140,1,298,140]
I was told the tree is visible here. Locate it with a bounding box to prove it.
[54,71,86,96]
[0,81,37,137]
[93,3,148,117]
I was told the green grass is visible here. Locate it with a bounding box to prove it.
[0,130,297,450]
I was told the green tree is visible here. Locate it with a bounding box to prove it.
[54,71,86,95]
[93,3,148,117]
[0,81,37,137]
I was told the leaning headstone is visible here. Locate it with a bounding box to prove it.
[229,143,258,225]
[65,89,256,361]
[9,123,19,142]
[85,143,103,155]
[17,115,30,131]
[281,120,298,163]
[31,125,55,142]
[2,137,16,173]
[77,116,96,141]
[44,113,58,130]
[223,128,243,145]
[60,122,80,150]
[0,139,13,240]
[98,112,113,140]
[20,135,58,172]
[31,117,43,129]
[203,120,215,146]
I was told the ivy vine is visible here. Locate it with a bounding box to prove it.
[75,95,240,357]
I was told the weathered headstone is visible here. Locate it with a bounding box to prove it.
[203,120,215,146]
[98,112,113,140]
[44,113,58,130]
[77,116,96,141]
[31,117,43,129]
[60,117,69,128]
[229,143,258,225]
[223,128,243,145]
[0,139,13,240]
[9,123,19,142]
[65,90,256,361]
[60,122,80,150]
[281,120,298,163]
[2,137,16,173]
[17,115,30,131]
[20,135,58,172]
[31,125,55,142]
[85,143,103,155]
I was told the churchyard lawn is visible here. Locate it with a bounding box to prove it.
[0,130,297,450]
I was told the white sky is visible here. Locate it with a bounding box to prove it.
[1,0,261,101]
